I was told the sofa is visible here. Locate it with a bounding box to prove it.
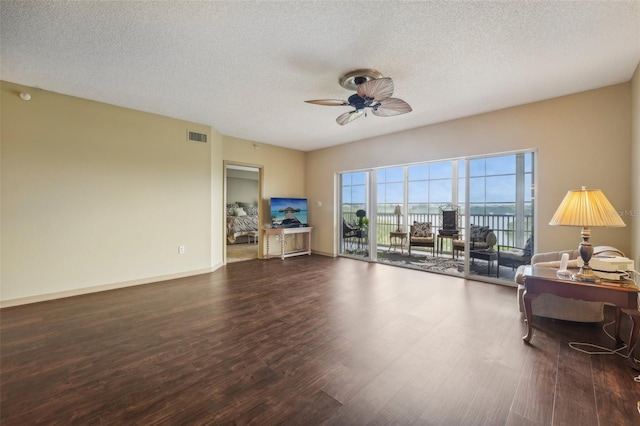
[514,246,625,322]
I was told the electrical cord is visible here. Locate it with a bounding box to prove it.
[569,320,631,357]
[569,321,640,384]
[569,268,640,383]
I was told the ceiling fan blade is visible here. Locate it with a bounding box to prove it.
[305,99,348,106]
[336,110,364,125]
[372,98,412,117]
[357,77,394,101]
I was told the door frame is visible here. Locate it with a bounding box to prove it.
[223,161,264,264]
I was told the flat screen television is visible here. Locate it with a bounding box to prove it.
[270,197,308,228]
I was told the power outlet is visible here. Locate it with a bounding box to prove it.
[178,245,185,254]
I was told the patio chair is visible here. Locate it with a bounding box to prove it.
[408,221,435,256]
[343,219,358,248]
[439,204,460,236]
[343,218,367,252]
[451,225,497,259]
[343,219,359,238]
[497,235,533,277]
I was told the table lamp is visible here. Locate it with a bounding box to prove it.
[549,186,625,283]
[394,205,402,232]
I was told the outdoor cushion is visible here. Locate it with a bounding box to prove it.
[412,222,433,237]
[523,236,533,257]
[499,249,526,261]
[412,236,434,243]
[470,225,491,241]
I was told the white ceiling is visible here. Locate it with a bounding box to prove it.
[2,1,639,152]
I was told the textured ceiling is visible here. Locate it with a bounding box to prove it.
[2,1,639,151]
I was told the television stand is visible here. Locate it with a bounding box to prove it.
[264,227,313,260]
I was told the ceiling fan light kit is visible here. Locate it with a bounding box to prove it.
[305,68,412,125]
[338,68,383,91]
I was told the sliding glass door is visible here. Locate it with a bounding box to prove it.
[375,161,461,276]
[340,171,370,259]
[462,152,534,280]
[338,150,535,283]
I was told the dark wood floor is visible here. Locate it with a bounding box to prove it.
[2,256,640,425]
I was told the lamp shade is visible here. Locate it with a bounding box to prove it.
[393,205,402,216]
[549,187,625,228]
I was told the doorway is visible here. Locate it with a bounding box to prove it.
[225,163,263,263]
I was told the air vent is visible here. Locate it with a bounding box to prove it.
[187,130,208,143]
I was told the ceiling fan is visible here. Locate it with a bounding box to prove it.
[305,69,412,125]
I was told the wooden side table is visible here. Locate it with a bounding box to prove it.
[619,307,640,370]
[523,266,640,369]
[388,231,408,254]
[264,226,313,260]
[469,249,498,277]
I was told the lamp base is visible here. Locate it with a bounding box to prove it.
[571,265,601,284]
[572,227,600,283]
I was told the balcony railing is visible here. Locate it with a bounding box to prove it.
[344,212,532,250]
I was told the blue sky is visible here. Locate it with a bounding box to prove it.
[343,153,533,209]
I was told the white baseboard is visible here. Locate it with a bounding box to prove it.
[312,250,336,257]
[0,267,216,308]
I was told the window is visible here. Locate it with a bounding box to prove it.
[338,150,535,281]
[341,172,367,221]
[467,153,533,247]
[408,161,453,217]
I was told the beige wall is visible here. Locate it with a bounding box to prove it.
[1,81,222,305]
[306,83,633,257]
[227,177,259,206]
[223,136,306,201]
[2,75,636,304]
[222,136,306,257]
[631,63,640,270]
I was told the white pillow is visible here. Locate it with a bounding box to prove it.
[234,207,247,217]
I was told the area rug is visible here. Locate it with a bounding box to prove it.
[377,251,516,281]
[378,252,465,276]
